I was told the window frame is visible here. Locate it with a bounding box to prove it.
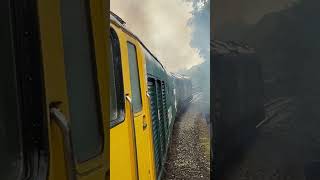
[60,0,104,163]
[126,41,143,114]
[110,28,125,128]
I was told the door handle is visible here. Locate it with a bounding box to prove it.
[145,92,152,131]
[49,102,76,180]
[143,118,148,130]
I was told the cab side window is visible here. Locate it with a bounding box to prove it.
[110,28,125,126]
[127,42,142,113]
[60,0,102,162]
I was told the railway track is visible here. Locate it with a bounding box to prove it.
[256,97,293,128]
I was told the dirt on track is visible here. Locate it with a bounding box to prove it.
[163,111,210,180]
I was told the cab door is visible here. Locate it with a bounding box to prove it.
[110,25,139,180]
[125,37,152,180]
[37,0,109,179]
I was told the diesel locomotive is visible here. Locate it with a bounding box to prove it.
[1,0,191,178]
[110,12,192,180]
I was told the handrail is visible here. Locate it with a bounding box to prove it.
[50,104,77,180]
[126,96,139,180]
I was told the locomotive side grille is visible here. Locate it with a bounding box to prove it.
[156,80,166,163]
[161,81,169,142]
[148,78,161,175]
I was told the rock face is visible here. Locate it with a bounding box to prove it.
[212,2,320,179]
[211,39,265,179]
[237,0,320,101]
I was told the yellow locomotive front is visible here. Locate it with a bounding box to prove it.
[110,13,156,180]
[1,0,109,179]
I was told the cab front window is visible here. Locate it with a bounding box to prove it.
[110,28,125,127]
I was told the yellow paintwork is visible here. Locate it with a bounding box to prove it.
[125,33,152,180]
[110,21,156,180]
[35,0,156,178]
[89,0,110,176]
[37,0,69,179]
[110,24,138,180]
[37,0,109,179]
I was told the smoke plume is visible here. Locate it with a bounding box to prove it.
[189,0,210,62]
[111,0,205,72]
